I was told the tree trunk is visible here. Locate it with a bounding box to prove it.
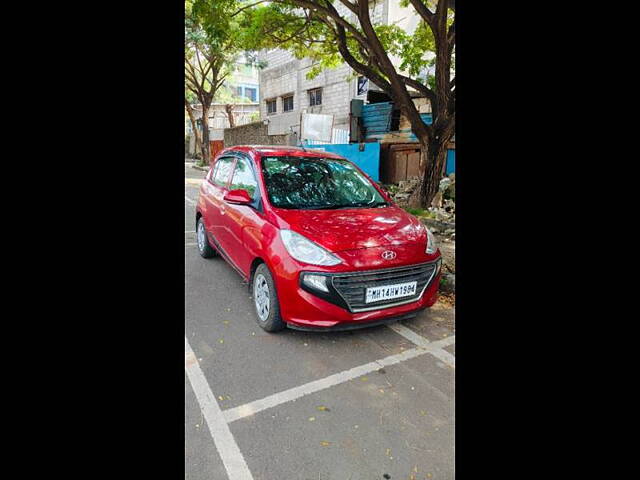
[419,138,449,207]
[199,106,211,167]
[225,104,236,128]
[185,100,203,159]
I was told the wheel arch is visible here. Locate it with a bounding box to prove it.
[248,257,267,293]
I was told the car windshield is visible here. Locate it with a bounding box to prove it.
[261,155,388,210]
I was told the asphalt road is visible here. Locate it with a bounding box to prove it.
[184,163,455,480]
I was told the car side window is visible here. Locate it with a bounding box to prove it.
[207,165,216,182]
[212,157,235,188]
[229,157,258,198]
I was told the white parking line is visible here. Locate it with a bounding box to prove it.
[185,195,196,205]
[185,230,195,233]
[389,324,455,368]
[387,323,432,348]
[185,243,197,247]
[185,337,254,480]
[222,335,454,423]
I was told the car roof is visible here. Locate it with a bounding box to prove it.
[220,145,346,160]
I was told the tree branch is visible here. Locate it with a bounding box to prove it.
[230,0,268,18]
[398,74,436,105]
[408,0,434,26]
[274,0,368,46]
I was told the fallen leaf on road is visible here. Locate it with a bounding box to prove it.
[219,339,224,344]
[361,376,368,381]
[316,406,330,412]
[223,320,229,325]
[320,441,331,447]
[308,417,315,422]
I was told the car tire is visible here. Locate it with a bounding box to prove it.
[252,263,286,332]
[196,217,217,258]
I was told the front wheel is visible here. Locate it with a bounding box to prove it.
[252,263,285,332]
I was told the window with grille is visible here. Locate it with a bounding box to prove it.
[283,94,294,112]
[308,88,322,106]
[245,87,257,102]
[266,99,277,115]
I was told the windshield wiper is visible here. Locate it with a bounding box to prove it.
[296,204,338,210]
[338,201,388,209]
[295,201,388,210]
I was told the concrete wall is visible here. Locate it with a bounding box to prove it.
[223,121,295,147]
[256,0,415,141]
[305,143,381,182]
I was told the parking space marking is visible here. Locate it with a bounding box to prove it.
[223,335,454,423]
[389,324,455,368]
[185,242,197,247]
[185,337,254,480]
[388,323,432,347]
[185,230,195,233]
[185,195,196,205]
[429,348,456,368]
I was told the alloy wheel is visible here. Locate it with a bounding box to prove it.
[254,273,270,322]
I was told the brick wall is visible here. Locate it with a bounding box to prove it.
[223,121,294,147]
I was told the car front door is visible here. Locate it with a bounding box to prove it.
[202,156,236,253]
[223,155,264,276]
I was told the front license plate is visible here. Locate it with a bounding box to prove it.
[365,281,418,304]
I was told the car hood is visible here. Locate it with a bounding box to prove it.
[273,206,427,252]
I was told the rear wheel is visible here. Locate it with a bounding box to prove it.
[253,263,285,332]
[196,217,216,258]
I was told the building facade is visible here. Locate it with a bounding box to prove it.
[257,0,423,140]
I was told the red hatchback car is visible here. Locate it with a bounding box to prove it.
[196,146,442,332]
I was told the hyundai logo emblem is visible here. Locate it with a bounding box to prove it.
[381,250,396,260]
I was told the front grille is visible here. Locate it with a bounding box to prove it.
[331,262,438,312]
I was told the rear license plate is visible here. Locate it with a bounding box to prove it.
[365,281,418,304]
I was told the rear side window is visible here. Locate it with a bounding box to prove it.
[229,157,258,198]
[212,157,235,187]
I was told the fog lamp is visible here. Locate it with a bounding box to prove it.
[302,274,329,293]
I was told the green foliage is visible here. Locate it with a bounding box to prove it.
[404,206,436,219]
[186,0,268,103]
[214,84,247,104]
[404,207,427,216]
[242,0,453,86]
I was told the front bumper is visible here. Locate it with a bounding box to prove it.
[272,257,442,330]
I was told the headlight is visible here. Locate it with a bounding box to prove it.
[280,230,342,266]
[425,227,438,254]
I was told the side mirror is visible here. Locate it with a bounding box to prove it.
[223,189,253,205]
